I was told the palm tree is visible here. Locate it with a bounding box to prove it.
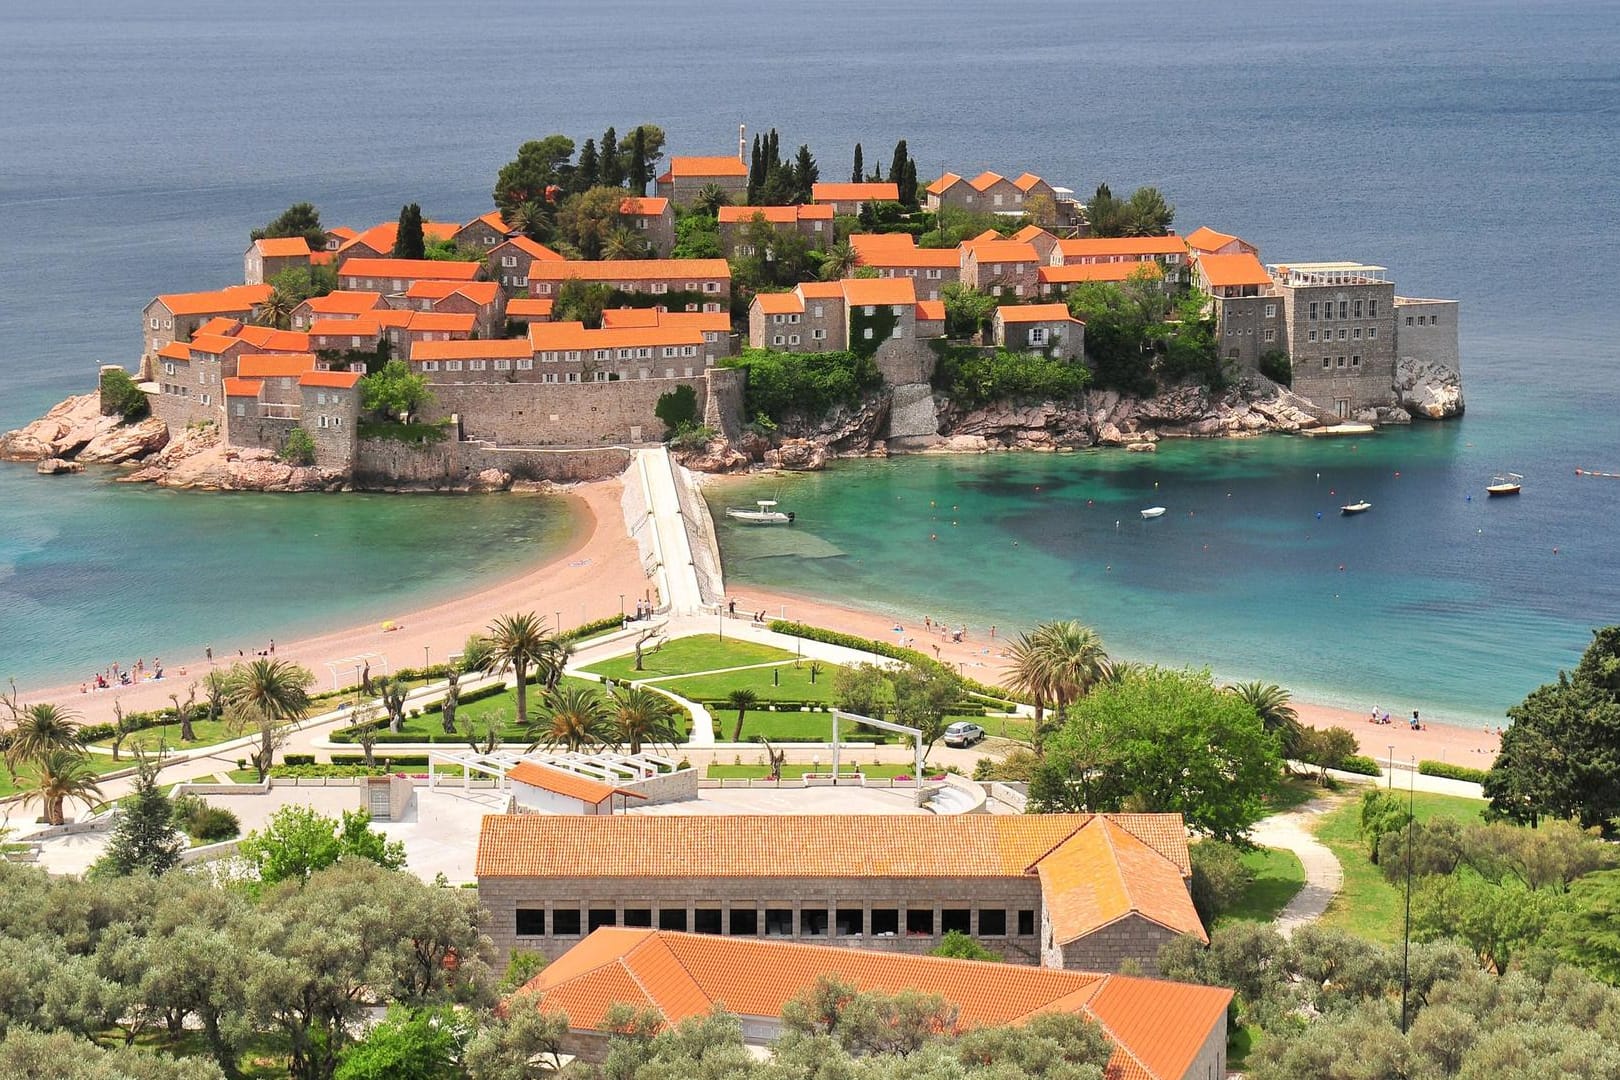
[818,239,858,281]
[224,658,313,781]
[608,686,684,755]
[694,184,727,217]
[527,684,609,753]
[602,226,648,261]
[1227,681,1303,758]
[5,703,84,777]
[727,689,759,743]
[254,287,297,330]
[1002,633,1054,751]
[1029,621,1113,712]
[540,638,574,694]
[487,612,555,728]
[508,200,551,241]
[26,749,105,825]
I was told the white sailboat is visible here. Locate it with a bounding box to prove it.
[1486,472,1523,496]
[1140,506,1167,519]
[726,499,795,525]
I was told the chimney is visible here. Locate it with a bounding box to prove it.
[739,123,746,163]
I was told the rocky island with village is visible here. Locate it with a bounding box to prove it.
[1,127,1464,492]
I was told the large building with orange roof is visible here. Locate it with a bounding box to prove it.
[960,237,1043,297]
[810,181,900,215]
[516,928,1232,1077]
[716,204,834,256]
[474,813,1204,976]
[618,196,675,257]
[925,170,1065,220]
[745,277,942,383]
[655,154,749,206]
[524,258,731,311]
[849,234,962,300]
[993,303,1085,359]
[336,257,483,295]
[243,236,312,285]
[452,211,515,253]
[222,366,362,475]
[141,284,273,360]
[487,235,564,291]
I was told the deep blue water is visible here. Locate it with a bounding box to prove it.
[2,1,1617,711]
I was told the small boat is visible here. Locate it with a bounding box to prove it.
[1340,501,1372,515]
[1486,472,1523,496]
[726,499,795,525]
[1140,506,1166,519]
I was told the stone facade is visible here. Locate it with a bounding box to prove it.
[992,310,1085,361]
[960,244,1041,299]
[620,198,676,257]
[299,382,359,472]
[654,157,749,207]
[478,872,1047,969]
[1213,293,1284,369]
[1273,267,1398,417]
[418,373,727,447]
[1051,913,1180,977]
[1394,297,1460,373]
[351,441,630,488]
[453,215,510,253]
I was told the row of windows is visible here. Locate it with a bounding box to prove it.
[879,268,947,279]
[1307,326,1377,342]
[1224,327,1279,343]
[771,330,829,346]
[315,414,343,428]
[1321,355,1363,369]
[531,281,722,297]
[1405,314,1443,326]
[514,905,1038,940]
[1307,299,1379,320]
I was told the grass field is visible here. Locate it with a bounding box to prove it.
[584,634,796,682]
[1219,846,1307,925]
[0,753,135,799]
[705,763,925,780]
[328,675,669,744]
[1311,789,1489,942]
[660,661,838,704]
[89,718,242,754]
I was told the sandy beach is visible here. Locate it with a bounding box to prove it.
[724,584,1503,769]
[21,477,651,726]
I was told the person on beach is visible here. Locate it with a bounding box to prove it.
[728,599,736,617]
[269,639,275,655]
[1411,710,1421,731]
[205,645,213,664]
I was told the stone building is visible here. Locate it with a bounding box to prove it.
[222,367,358,469]
[745,277,939,383]
[395,280,506,338]
[331,220,462,262]
[1185,225,1258,257]
[1269,262,1398,417]
[599,307,734,365]
[618,197,675,257]
[474,813,1203,974]
[809,181,899,215]
[141,284,271,361]
[926,171,1059,217]
[1394,297,1461,373]
[1051,236,1189,282]
[992,303,1085,360]
[524,258,731,313]
[335,257,482,295]
[717,204,834,256]
[508,762,645,816]
[518,930,1232,1078]
[960,238,1041,298]
[1192,251,1282,370]
[290,290,387,330]
[243,237,312,285]
[488,236,565,292]
[849,234,961,300]
[452,211,514,253]
[1038,259,1163,297]
[654,155,749,207]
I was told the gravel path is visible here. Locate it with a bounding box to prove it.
[1249,798,1345,935]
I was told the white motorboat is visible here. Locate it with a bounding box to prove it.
[726,499,795,525]
[1140,506,1166,519]
[1340,501,1372,515]
[1486,472,1523,496]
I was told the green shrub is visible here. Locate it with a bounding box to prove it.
[721,349,881,423]
[931,346,1090,409]
[171,794,240,843]
[1189,840,1254,925]
[930,930,1001,962]
[1258,348,1292,387]
[358,420,450,444]
[99,367,149,419]
[1336,754,1383,777]
[1418,760,1488,784]
[562,614,626,643]
[669,423,717,450]
[655,384,699,435]
[283,754,315,766]
[279,427,316,465]
[767,620,1024,705]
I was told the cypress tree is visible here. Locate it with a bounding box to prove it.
[600,127,624,187]
[95,755,184,877]
[577,138,600,191]
[749,134,764,203]
[393,203,425,259]
[888,139,909,185]
[852,143,864,184]
[901,158,919,208]
[627,126,649,195]
[766,129,780,174]
[794,145,819,204]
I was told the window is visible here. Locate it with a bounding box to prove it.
[1354,299,1364,317]
[729,909,758,936]
[1339,301,1349,319]
[788,334,800,345]
[200,393,210,405]
[1308,330,1317,342]
[693,909,723,935]
[703,281,719,293]
[991,285,1003,297]
[1264,329,1276,342]
[1029,328,1048,345]
[906,909,934,937]
[836,909,864,937]
[567,372,580,383]
[1367,327,1377,339]
[682,345,697,357]
[1322,302,1332,321]
[978,909,1007,937]
[891,325,903,339]
[1338,328,1348,341]
[470,359,487,370]
[1264,303,1277,318]
[928,269,943,279]
[802,910,829,937]
[537,283,552,295]
[863,328,873,340]
[1406,315,1414,326]
[485,234,498,245]
[501,256,517,268]
[587,909,616,932]
[941,909,971,935]
[494,359,510,371]
[658,909,687,932]
[871,909,899,937]
[421,361,439,372]
[515,909,545,936]
[651,282,667,294]
[906,268,916,277]
[811,328,826,340]
[517,358,533,370]
[772,335,784,346]
[1352,328,1362,340]
[234,403,245,417]
[1323,357,1331,369]
[163,362,175,376]
[1017,910,1036,936]
[1368,300,1378,317]
[552,909,582,937]
[446,360,463,371]
[635,219,647,230]
[1308,302,1319,320]
[1337,356,1346,368]
[1352,355,1361,367]
[593,371,609,382]
[811,304,824,318]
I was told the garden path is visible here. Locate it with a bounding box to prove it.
[1248,798,1345,935]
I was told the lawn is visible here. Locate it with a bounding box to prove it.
[328,675,669,743]
[660,660,839,704]
[722,709,906,744]
[1263,774,1323,815]
[584,634,796,682]
[1218,846,1306,925]
[1311,789,1489,942]
[706,763,925,780]
[0,753,136,799]
[89,718,243,754]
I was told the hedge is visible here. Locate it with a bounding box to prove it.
[283,754,316,766]
[1419,760,1488,784]
[766,620,1026,705]
[330,754,432,767]
[561,614,627,644]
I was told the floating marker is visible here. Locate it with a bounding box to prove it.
[1316,511,1323,519]
[1395,472,1401,478]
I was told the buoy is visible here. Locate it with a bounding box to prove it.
[1087,499,1094,506]
[1315,511,1323,520]
[1394,472,1400,478]
[1154,481,1160,488]
[1553,548,1559,554]
[930,534,937,541]
[1330,489,1336,495]
[1115,520,1120,528]
[952,521,958,527]
[1203,544,1209,551]
[1106,565,1112,571]
[1316,472,1321,479]
[1477,529,1483,534]
[1339,564,1346,571]
[1466,495,1472,502]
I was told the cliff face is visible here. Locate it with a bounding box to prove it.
[0,394,168,464]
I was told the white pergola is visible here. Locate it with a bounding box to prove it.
[323,652,389,692]
[831,710,925,801]
[425,747,680,791]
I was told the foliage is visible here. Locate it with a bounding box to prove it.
[269,264,338,304]
[460,634,494,674]
[766,621,1021,704]
[1084,183,1175,238]
[499,949,548,994]
[1258,347,1292,386]
[93,755,185,878]
[392,203,425,260]
[1001,620,1112,752]
[526,684,609,754]
[487,612,561,729]
[932,345,1090,409]
[1029,667,1282,843]
[359,358,432,424]
[222,658,313,781]
[1189,840,1254,925]
[846,297,898,359]
[930,929,1001,961]
[729,214,821,292]
[654,384,698,436]
[721,348,880,423]
[492,136,576,217]
[238,805,406,885]
[973,746,1040,781]
[1296,724,1367,782]
[1485,625,1620,833]
[672,209,722,259]
[938,280,998,338]
[23,749,105,825]
[334,1005,463,1080]
[1420,759,1489,783]
[252,201,327,248]
[555,185,636,260]
[1555,869,1620,984]
[1358,788,1413,865]
[891,662,964,758]
[1226,681,1303,758]
[919,207,1015,249]
[100,366,150,419]
[171,793,241,843]
[357,419,450,444]
[278,426,316,466]
[0,1028,227,1079]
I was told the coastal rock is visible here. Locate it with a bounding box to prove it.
[223,459,345,492]
[1393,357,1465,419]
[75,417,169,464]
[763,439,830,471]
[471,468,512,492]
[674,437,751,474]
[0,393,110,461]
[1095,422,1127,447]
[734,430,772,462]
[1125,441,1157,452]
[35,457,84,475]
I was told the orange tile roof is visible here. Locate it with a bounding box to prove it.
[505,298,554,319]
[304,291,385,315]
[476,813,1187,878]
[525,259,730,282]
[1184,226,1242,253]
[222,377,262,397]
[234,326,310,351]
[186,333,245,356]
[1013,172,1047,192]
[849,232,920,254]
[507,761,643,805]
[796,280,846,299]
[404,279,496,302]
[1012,224,1055,243]
[410,338,532,361]
[1040,261,1164,285]
[1194,252,1272,289]
[309,317,384,339]
[966,240,1040,263]
[155,284,272,316]
[841,276,917,307]
[997,303,1079,324]
[337,257,482,281]
[599,308,730,332]
[522,931,1231,1080]
[1055,236,1187,260]
[309,251,335,266]
[753,292,805,316]
[811,182,899,203]
[299,370,362,389]
[527,321,703,352]
[195,316,243,337]
[619,196,670,216]
[1035,818,1205,947]
[328,226,359,242]
[500,236,565,262]
[405,311,477,333]
[665,155,749,178]
[927,172,962,196]
[253,236,311,258]
[467,211,512,235]
[850,234,962,269]
[915,299,946,322]
[342,221,463,254]
[969,171,1008,192]
[156,341,192,361]
[716,203,834,224]
[237,353,316,378]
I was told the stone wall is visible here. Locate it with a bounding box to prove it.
[1279,281,1397,415]
[871,334,937,387]
[1056,914,1181,977]
[703,366,745,440]
[1394,297,1460,373]
[419,377,709,446]
[619,767,700,805]
[888,383,940,438]
[352,440,630,488]
[671,461,725,605]
[226,411,296,455]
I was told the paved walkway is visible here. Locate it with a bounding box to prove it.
[1249,798,1345,935]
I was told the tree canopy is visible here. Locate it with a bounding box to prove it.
[252,202,327,248]
[360,359,433,424]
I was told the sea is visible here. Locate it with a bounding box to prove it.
[1,1,1616,718]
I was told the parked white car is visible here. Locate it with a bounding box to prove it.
[943,721,986,747]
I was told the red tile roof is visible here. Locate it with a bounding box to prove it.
[1039,262,1164,285]
[155,284,272,317]
[525,259,730,282]
[966,240,1040,264]
[717,204,834,224]
[298,370,362,389]
[185,334,242,356]
[850,234,962,269]
[1012,172,1047,192]
[1184,226,1244,253]
[410,338,533,361]
[527,320,704,352]
[465,211,512,235]
[236,353,316,378]
[253,236,311,258]
[1012,224,1055,243]
[796,281,846,300]
[309,317,384,339]
[223,377,262,397]
[1055,237,1187,260]
[599,308,730,332]
[404,280,501,304]
[507,762,643,805]
[156,341,192,361]
[841,276,917,307]
[620,196,670,216]
[234,326,311,351]
[1035,818,1205,946]
[915,299,946,322]
[405,311,476,333]
[195,316,243,337]
[522,931,1231,1080]
[339,220,462,255]
[505,298,554,319]
[663,156,749,179]
[500,236,565,262]
[1194,252,1272,288]
[753,292,805,316]
[811,182,899,203]
[997,303,1079,324]
[337,257,482,281]
[303,291,386,315]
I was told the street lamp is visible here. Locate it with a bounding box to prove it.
[620,594,626,622]
[555,610,561,635]
[1388,744,1395,789]
[424,645,430,672]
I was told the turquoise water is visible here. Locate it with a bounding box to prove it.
[0,467,578,688]
[711,424,1620,729]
